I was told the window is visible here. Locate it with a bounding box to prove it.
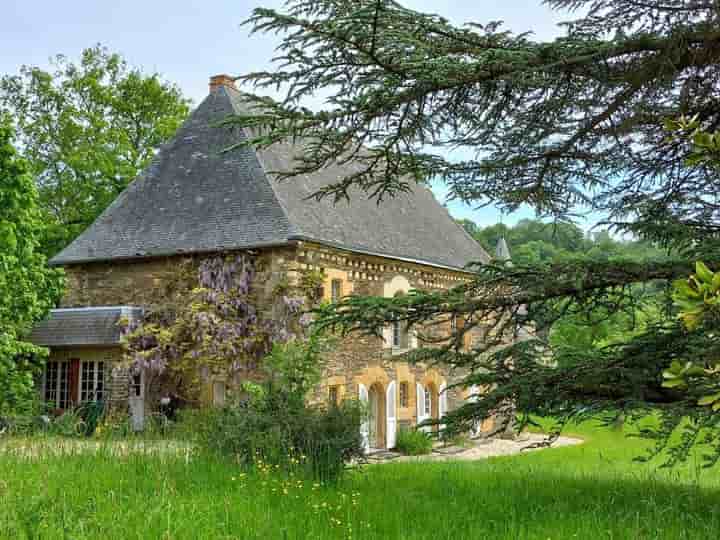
[424,386,432,416]
[330,279,343,303]
[392,319,402,347]
[399,382,408,408]
[44,361,70,409]
[80,361,105,402]
[131,371,143,398]
[328,385,340,406]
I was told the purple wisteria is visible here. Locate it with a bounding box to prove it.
[121,255,311,384]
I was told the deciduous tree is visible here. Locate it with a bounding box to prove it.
[0,116,63,416]
[0,46,190,256]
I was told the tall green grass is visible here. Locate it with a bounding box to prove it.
[1,421,719,539]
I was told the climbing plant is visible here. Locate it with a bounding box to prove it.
[121,254,311,402]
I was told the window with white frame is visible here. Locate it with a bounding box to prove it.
[424,386,432,416]
[44,361,70,409]
[80,361,105,402]
[330,279,343,303]
[392,318,402,347]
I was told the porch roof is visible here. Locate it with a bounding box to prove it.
[28,306,143,348]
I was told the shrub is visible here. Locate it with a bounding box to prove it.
[188,390,364,482]
[45,409,86,437]
[395,428,433,456]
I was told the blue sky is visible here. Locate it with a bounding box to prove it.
[1,0,571,228]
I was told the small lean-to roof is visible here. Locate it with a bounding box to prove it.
[28,307,143,347]
[52,83,489,271]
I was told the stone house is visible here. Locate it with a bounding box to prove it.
[29,75,499,450]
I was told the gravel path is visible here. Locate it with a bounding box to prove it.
[368,433,583,463]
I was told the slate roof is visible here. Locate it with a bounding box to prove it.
[28,307,143,347]
[51,85,489,271]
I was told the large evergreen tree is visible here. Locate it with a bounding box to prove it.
[0,116,63,416]
[0,46,190,256]
[234,0,720,462]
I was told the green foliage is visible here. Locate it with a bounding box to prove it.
[189,394,364,482]
[234,0,720,465]
[671,261,720,332]
[236,1,719,219]
[2,422,720,538]
[0,116,63,417]
[0,45,190,256]
[187,333,363,482]
[395,428,433,456]
[264,332,329,401]
[465,218,665,266]
[662,261,720,413]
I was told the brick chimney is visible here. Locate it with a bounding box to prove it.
[209,74,237,93]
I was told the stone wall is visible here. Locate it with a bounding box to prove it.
[290,242,485,430]
[56,241,498,439]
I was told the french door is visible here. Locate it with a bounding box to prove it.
[44,359,105,410]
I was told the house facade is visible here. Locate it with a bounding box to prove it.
[30,75,500,450]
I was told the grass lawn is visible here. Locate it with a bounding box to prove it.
[1,422,719,539]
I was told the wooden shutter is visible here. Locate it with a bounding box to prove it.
[439,382,448,431]
[416,383,426,429]
[386,381,397,449]
[69,359,80,405]
[358,383,370,452]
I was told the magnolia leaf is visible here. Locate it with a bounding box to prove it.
[711,272,720,292]
[695,262,714,284]
[673,279,701,300]
[698,393,720,406]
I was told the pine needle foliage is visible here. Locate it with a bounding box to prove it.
[230,0,720,465]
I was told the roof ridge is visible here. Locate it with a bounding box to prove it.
[418,183,491,265]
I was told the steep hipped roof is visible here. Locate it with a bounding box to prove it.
[52,85,489,270]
